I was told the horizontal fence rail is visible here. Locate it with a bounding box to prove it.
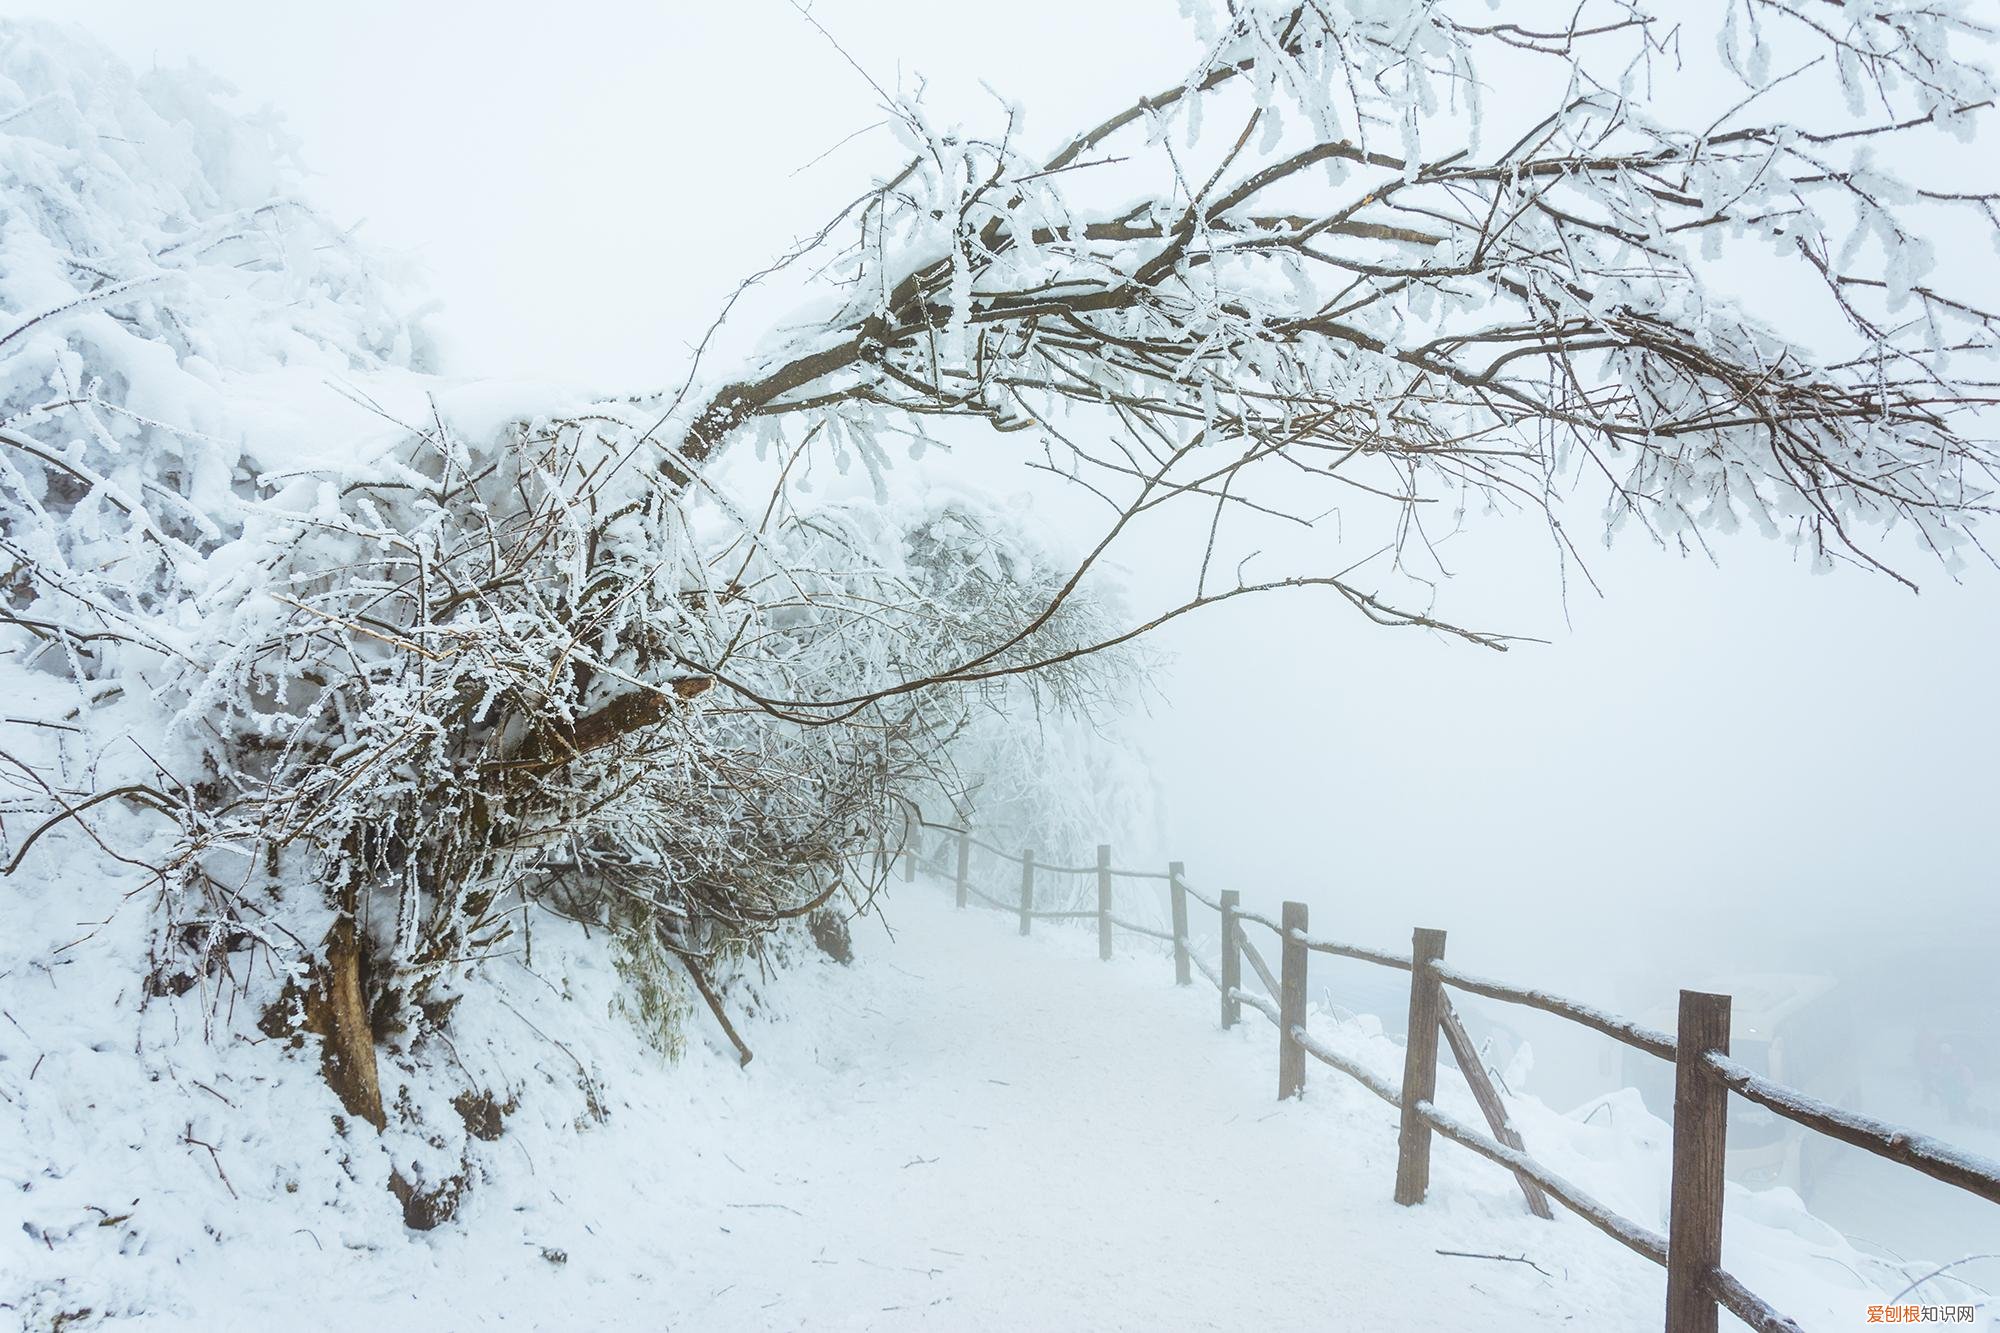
[1231,987,1281,1025]
[1417,1100,1666,1265]
[1705,1052,2000,1207]
[1293,928,1413,971]
[1233,905,1285,934]
[1107,915,1176,943]
[899,823,2000,1333]
[1433,961,1678,1063]
[1290,1022,1402,1109]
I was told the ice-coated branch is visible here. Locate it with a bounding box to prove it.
[664,0,1998,703]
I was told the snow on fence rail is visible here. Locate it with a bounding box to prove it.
[1704,1053,2000,1208]
[1431,960,1677,1063]
[895,822,2000,1333]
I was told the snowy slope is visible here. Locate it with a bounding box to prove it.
[0,870,1643,1331]
[12,864,1972,1332]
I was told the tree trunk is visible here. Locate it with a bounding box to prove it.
[304,915,386,1129]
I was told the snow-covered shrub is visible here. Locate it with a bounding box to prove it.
[880,497,1156,851]
[0,19,1140,1204]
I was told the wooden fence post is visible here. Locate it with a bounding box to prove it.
[902,848,915,882]
[1394,927,1448,1205]
[1168,861,1191,985]
[1220,890,1241,1029]
[1277,901,1309,1098]
[1666,990,1732,1333]
[1018,850,1035,936]
[1096,844,1113,960]
[954,831,970,909]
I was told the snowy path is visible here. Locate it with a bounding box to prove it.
[592,881,1667,1332]
[78,878,1683,1332]
[14,867,1941,1332]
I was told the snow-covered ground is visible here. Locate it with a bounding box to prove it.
[5,14,1995,1332]
[12,863,1984,1331]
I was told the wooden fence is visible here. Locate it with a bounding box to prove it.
[894,826,2000,1333]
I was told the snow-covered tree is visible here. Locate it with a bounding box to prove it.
[667,0,1996,668]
